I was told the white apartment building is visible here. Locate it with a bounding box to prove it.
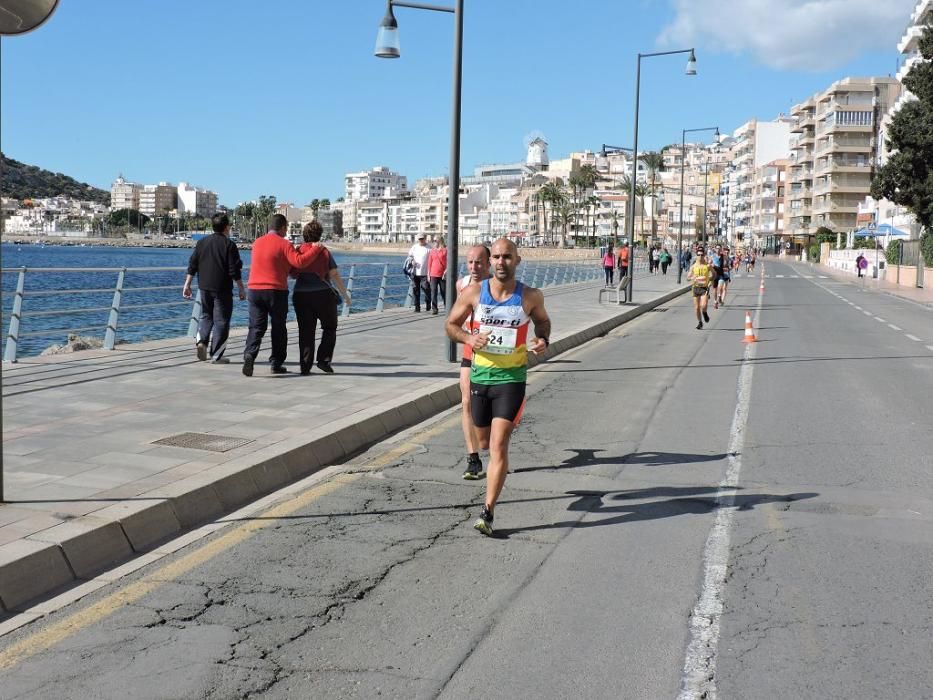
[750,160,788,248]
[177,182,219,217]
[730,118,792,243]
[138,182,177,217]
[111,175,141,211]
[344,166,408,201]
[788,77,901,237]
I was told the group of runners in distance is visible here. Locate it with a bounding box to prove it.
[687,244,757,329]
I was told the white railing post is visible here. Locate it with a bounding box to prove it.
[342,265,356,318]
[3,267,26,363]
[187,289,202,338]
[103,268,126,350]
[376,264,388,313]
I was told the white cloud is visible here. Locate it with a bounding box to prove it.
[658,0,916,71]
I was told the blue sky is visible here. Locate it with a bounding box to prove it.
[0,0,914,206]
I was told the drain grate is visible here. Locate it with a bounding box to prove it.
[648,308,669,312]
[152,432,253,453]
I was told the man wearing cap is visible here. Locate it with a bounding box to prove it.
[406,234,431,312]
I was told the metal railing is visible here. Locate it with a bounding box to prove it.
[2,258,607,362]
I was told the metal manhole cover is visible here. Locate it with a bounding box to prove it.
[152,432,252,452]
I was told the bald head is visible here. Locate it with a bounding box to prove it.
[489,237,521,283]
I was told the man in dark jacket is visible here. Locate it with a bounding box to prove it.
[183,212,246,363]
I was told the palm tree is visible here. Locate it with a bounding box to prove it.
[585,194,601,246]
[633,182,649,244]
[557,201,574,248]
[609,210,622,247]
[539,181,567,246]
[642,151,664,243]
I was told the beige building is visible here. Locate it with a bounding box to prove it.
[788,77,901,238]
[138,183,177,217]
[110,175,141,211]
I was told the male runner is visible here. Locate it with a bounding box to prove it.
[457,245,491,480]
[446,238,551,536]
[716,245,732,307]
[687,247,713,330]
[708,245,722,309]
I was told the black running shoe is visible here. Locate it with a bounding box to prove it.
[462,456,484,480]
[270,365,289,374]
[696,321,703,330]
[317,361,334,374]
[702,310,710,323]
[473,505,494,536]
[242,356,254,377]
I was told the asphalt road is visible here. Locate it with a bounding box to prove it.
[0,260,931,699]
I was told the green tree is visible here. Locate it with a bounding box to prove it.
[108,208,149,228]
[641,151,664,242]
[871,23,933,235]
[922,229,933,266]
[885,239,903,265]
[815,226,836,245]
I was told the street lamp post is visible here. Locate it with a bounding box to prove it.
[625,48,696,301]
[677,126,718,283]
[375,0,464,362]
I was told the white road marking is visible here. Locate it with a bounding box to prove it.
[905,334,922,342]
[819,275,828,278]
[679,287,760,699]
[863,310,872,316]
[854,305,863,310]
[875,317,886,323]
[776,274,785,278]
[926,346,933,352]
[889,324,903,331]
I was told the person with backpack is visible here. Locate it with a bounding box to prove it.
[659,247,672,275]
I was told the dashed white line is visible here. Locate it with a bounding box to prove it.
[889,324,903,331]
[819,275,828,278]
[905,334,922,342]
[863,310,872,316]
[854,305,863,310]
[776,274,785,278]
[927,345,933,352]
[875,317,886,323]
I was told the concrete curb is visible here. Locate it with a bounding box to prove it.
[0,285,689,613]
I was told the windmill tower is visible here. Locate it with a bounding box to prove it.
[524,131,549,170]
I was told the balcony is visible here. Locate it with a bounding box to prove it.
[811,198,861,215]
[899,24,924,54]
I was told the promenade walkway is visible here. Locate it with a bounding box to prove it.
[0,272,687,611]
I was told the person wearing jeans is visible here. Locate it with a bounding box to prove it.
[407,234,431,312]
[242,214,324,376]
[182,212,245,363]
[292,221,351,374]
[427,237,447,314]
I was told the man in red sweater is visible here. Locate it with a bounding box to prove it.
[243,214,325,376]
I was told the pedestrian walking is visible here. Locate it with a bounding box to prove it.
[427,237,448,314]
[602,245,615,286]
[292,221,351,375]
[856,253,867,278]
[617,244,630,279]
[456,244,492,480]
[446,238,552,536]
[650,246,661,274]
[242,214,325,377]
[660,247,672,275]
[182,212,246,363]
[406,234,431,312]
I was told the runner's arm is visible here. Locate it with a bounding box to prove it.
[445,286,486,349]
[526,288,551,354]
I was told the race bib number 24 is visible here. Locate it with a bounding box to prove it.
[479,325,517,354]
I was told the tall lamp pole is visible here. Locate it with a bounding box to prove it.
[375,0,464,362]
[626,48,696,301]
[677,126,718,283]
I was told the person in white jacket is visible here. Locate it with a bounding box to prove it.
[407,234,432,312]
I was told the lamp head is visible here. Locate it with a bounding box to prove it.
[374,2,400,58]
[685,49,697,76]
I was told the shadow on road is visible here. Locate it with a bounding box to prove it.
[512,448,731,473]
[493,489,819,538]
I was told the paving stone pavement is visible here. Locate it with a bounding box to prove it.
[0,271,687,611]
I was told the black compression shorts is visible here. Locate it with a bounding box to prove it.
[470,382,526,427]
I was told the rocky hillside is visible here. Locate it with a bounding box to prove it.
[1,152,110,205]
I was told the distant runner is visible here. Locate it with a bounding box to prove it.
[457,245,492,480]
[446,238,552,536]
[716,245,732,307]
[687,247,713,330]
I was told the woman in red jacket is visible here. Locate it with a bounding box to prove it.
[427,238,448,315]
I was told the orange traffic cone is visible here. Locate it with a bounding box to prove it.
[742,312,758,343]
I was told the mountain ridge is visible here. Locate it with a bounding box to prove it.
[1,152,110,205]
